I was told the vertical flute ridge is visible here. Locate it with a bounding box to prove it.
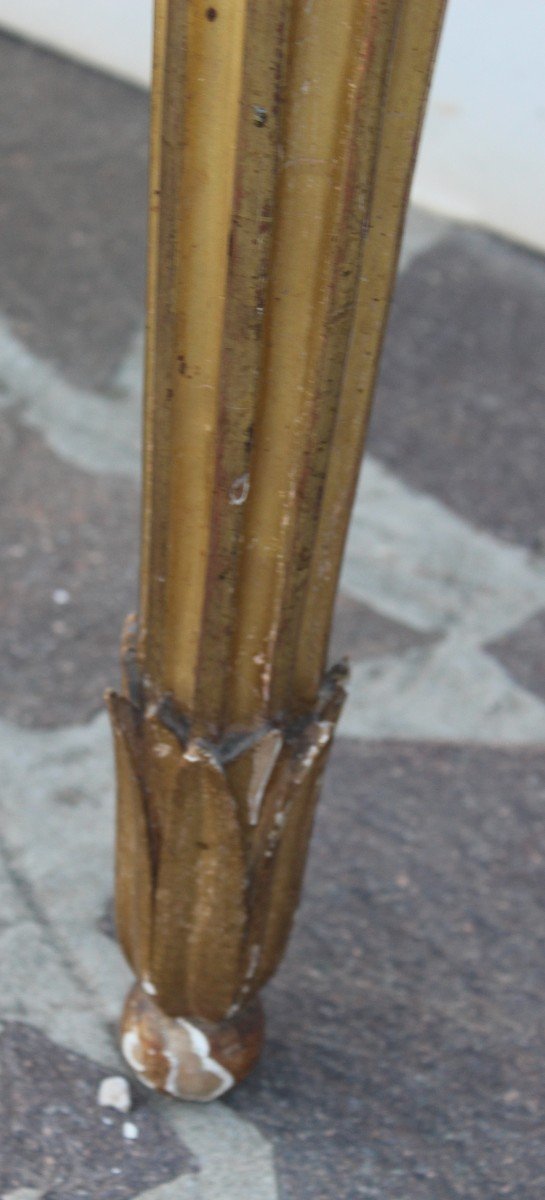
[139,0,181,685]
[137,0,445,727]
[265,0,403,716]
[229,0,374,724]
[193,0,293,733]
[294,0,447,702]
[166,1,248,710]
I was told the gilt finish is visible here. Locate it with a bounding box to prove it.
[110,0,446,1097]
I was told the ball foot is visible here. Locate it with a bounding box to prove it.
[120,984,265,1102]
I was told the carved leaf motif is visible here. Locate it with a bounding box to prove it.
[150,745,246,1021]
[108,651,346,1021]
[245,720,335,995]
[224,726,283,835]
[106,692,153,981]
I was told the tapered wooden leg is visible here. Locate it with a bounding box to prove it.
[108,0,446,1100]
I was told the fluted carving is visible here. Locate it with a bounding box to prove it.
[110,0,446,1098]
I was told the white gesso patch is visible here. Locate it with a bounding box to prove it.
[153,742,172,758]
[162,1046,185,1099]
[175,1019,235,1102]
[300,720,333,768]
[184,744,202,762]
[121,1030,147,1076]
[245,944,261,982]
[229,473,250,506]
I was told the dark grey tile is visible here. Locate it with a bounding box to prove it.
[331,593,436,665]
[230,739,545,1200]
[486,610,545,704]
[0,34,148,389]
[369,227,545,550]
[0,413,138,727]
[0,1022,195,1197]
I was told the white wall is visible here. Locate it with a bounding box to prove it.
[0,0,154,87]
[0,0,543,252]
[413,0,545,253]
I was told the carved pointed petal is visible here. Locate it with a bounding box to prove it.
[248,718,337,995]
[224,726,283,832]
[150,745,246,1021]
[106,692,154,981]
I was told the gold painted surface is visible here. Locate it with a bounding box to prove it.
[117,0,447,1042]
[295,0,447,703]
[109,633,346,1021]
[193,0,292,730]
[107,692,154,979]
[151,746,247,1019]
[138,0,446,732]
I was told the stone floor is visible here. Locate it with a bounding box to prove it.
[1,31,544,1200]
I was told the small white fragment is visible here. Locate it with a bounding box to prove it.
[122,1121,139,1141]
[142,976,158,996]
[52,587,71,606]
[97,1075,132,1113]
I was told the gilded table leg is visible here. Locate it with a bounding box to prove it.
[108,0,446,1100]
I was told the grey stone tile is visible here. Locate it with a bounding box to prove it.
[0,33,148,389]
[0,413,138,728]
[0,712,279,1199]
[330,593,436,666]
[369,227,545,550]
[0,1023,194,1198]
[486,610,545,704]
[229,739,545,1199]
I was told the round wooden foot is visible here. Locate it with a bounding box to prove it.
[120,984,265,1102]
